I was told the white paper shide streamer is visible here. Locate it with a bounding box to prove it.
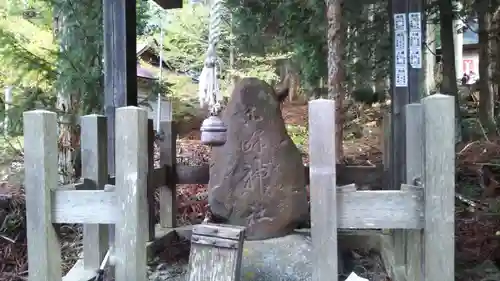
[198,0,224,115]
[345,272,369,281]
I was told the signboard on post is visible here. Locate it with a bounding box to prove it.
[408,12,422,69]
[394,13,408,88]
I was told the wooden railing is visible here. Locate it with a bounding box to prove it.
[24,94,454,281]
[308,96,455,281]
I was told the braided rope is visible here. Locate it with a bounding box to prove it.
[198,0,226,114]
[208,0,224,47]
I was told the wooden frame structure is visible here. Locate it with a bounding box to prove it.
[309,95,455,281]
[20,0,444,280]
[24,94,454,281]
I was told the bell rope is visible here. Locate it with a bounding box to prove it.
[198,0,225,115]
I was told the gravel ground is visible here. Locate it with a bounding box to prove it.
[149,263,187,281]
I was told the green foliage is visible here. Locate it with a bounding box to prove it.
[286,124,308,152]
[226,0,392,91]
[137,0,152,36]
[227,0,327,88]
[0,0,56,89]
[52,0,154,114]
[0,0,156,137]
[0,1,58,135]
[162,5,217,73]
[160,3,287,95]
[0,28,56,88]
[52,0,105,115]
[165,73,199,96]
[230,53,290,84]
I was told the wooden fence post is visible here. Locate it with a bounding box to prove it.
[115,107,149,281]
[308,99,338,281]
[382,113,391,189]
[422,94,455,281]
[147,119,156,241]
[404,103,424,281]
[81,115,109,269]
[158,101,177,229]
[24,110,62,281]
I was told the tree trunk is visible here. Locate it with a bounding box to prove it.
[289,70,301,102]
[424,19,437,95]
[53,9,76,184]
[452,1,464,80]
[373,3,390,96]
[477,0,497,135]
[438,0,463,142]
[325,0,345,159]
[282,61,301,102]
[229,14,238,85]
[54,0,104,182]
[493,6,500,111]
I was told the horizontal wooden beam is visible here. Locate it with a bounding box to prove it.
[52,190,118,224]
[51,184,423,229]
[145,164,383,187]
[94,164,384,188]
[338,186,424,229]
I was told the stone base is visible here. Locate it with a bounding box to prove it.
[148,231,353,281]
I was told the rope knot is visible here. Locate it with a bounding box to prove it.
[204,56,217,68]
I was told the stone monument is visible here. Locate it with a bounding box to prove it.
[208,77,309,240]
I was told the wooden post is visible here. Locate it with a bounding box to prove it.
[407,2,424,105]
[103,0,138,261]
[24,110,62,281]
[103,0,138,175]
[390,8,409,191]
[422,94,455,281]
[382,113,391,189]
[404,103,424,281]
[393,103,423,271]
[187,224,245,281]
[158,101,177,229]
[308,99,338,281]
[147,119,156,241]
[114,107,148,281]
[81,115,109,269]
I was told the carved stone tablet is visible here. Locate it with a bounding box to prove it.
[208,78,309,240]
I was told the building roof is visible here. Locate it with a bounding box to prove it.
[137,65,157,80]
[137,39,160,57]
[135,38,199,82]
[136,40,161,80]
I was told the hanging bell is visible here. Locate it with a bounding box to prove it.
[200,115,227,146]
